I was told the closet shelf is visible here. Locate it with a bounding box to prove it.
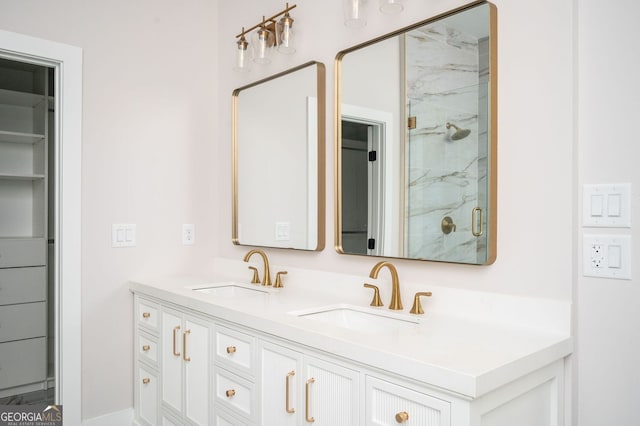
[0,88,45,107]
[0,130,45,144]
[0,172,46,181]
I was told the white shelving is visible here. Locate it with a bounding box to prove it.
[0,58,50,398]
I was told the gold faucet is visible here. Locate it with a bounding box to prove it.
[243,249,272,286]
[368,261,403,310]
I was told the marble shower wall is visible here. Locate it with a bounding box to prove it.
[405,23,487,263]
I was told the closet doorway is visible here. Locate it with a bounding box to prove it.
[0,30,82,424]
[0,57,56,405]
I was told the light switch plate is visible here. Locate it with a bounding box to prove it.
[583,183,631,227]
[112,224,136,247]
[583,234,631,279]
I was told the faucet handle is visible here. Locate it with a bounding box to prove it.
[363,283,383,307]
[410,292,432,315]
[274,271,288,288]
[248,266,260,284]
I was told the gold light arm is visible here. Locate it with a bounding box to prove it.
[172,326,181,357]
[305,378,315,423]
[286,370,296,413]
[235,3,298,38]
[183,330,191,362]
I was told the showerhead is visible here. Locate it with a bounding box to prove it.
[446,122,471,140]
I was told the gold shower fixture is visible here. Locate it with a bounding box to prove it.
[234,3,297,71]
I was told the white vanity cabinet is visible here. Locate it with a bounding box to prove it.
[161,307,211,426]
[131,283,569,426]
[259,340,359,426]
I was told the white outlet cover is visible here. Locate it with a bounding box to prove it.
[583,234,632,280]
[182,224,195,245]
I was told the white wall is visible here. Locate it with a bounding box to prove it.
[576,0,640,424]
[0,0,218,420]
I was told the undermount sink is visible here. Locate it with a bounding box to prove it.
[289,304,421,333]
[190,282,270,297]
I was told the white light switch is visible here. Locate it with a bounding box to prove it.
[112,224,136,247]
[583,183,631,227]
[583,234,631,279]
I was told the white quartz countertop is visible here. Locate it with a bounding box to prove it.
[130,260,572,399]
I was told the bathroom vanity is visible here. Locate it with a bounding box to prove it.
[131,258,571,426]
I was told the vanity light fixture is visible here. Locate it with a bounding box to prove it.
[343,0,405,28]
[233,3,297,71]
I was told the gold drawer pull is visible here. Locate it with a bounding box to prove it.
[226,389,236,397]
[305,378,315,423]
[226,346,237,354]
[183,330,191,362]
[172,326,181,357]
[286,370,295,414]
[142,312,151,318]
[142,378,150,384]
[395,411,409,423]
[142,345,150,352]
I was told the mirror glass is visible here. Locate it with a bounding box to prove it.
[233,61,325,250]
[336,2,496,264]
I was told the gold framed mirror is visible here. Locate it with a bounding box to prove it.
[335,1,497,264]
[233,61,326,250]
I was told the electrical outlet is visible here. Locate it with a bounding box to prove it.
[182,224,195,245]
[583,234,632,279]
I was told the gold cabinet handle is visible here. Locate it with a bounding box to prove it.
[472,207,483,237]
[226,346,237,354]
[142,378,150,385]
[410,291,433,315]
[226,389,236,397]
[395,411,409,423]
[305,378,315,423]
[142,344,150,352]
[142,312,151,318]
[286,370,295,414]
[363,283,383,307]
[183,330,191,362]
[172,326,181,356]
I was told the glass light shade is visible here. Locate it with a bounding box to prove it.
[233,37,250,72]
[379,0,404,14]
[252,26,274,64]
[343,0,367,28]
[277,14,295,54]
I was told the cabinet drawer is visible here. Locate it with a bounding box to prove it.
[0,266,46,305]
[214,406,249,426]
[215,368,255,421]
[215,326,255,374]
[137,332,158,367]
[0,238,46,268]
[137,364,158,426]
[0,302,46,343]
[136,298,159,332]
[366,376,451,426]
[0,337,46,389]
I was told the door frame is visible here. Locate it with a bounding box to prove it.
[0,30,82,424]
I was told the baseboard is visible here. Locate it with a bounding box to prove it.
[83,407,133,426]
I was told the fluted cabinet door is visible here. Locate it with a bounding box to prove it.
[184,317,210,425]
[303,356,359,426]
[259,342,301,426]
[161,310,183,415]
[365,376,451,426]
